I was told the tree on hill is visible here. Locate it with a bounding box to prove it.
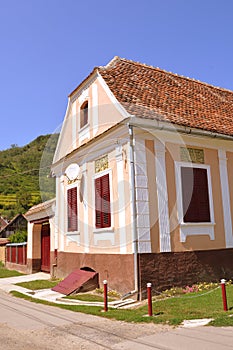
[0,134,59,220]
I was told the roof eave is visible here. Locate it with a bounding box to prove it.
[127,116,233,141]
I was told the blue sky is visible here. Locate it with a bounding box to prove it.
[0,0,232,150]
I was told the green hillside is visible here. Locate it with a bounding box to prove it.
[0,134,59,220]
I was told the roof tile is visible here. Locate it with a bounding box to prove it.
[99,57,233,136]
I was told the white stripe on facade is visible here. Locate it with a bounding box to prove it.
[54,177,59,250]
[82,164,90,252]
[116,145,127,253]
[154,140,171,252]
[72,101,77,149]
[92,83,98,136]
[134,139,151,253]
[218,149,233,248]
[59,176,65,251]
[27,222,33,259]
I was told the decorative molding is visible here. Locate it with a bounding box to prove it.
[218,149,233,247]
[180,223,215,242]
[92,83,98,136]
[116,145,127,253]
[134,139,151,253]
[95,155,108,173]
[180,147,204,164]
[154,140,171,252]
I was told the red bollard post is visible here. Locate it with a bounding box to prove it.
[103,280,108,312]
[220,279,228,311]
[147,282,153,317]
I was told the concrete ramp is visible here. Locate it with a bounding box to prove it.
[52,269,99,295]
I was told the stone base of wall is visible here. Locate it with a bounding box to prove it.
[5,262,29,274]
[139,249,233,298]
[55,252,135,295]
[26,259,41,274]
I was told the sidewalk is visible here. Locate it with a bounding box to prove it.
[0,273,136,308]
[0,272,69,302]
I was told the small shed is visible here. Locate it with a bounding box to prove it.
[0,214,27,238]
[0,216,8,231]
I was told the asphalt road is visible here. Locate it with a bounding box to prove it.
[0,290,233,350]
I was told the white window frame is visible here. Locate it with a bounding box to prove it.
[92,168,115,245]
[79,100,90,143]
[175,161,215,242]
[66,182,80,239]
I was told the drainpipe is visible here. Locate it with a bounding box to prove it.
[128,124,139,298]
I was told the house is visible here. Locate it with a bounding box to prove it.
[28,57,233,298]
[25,198,55,274]
[0,214,27,238]
[0,216,8,231]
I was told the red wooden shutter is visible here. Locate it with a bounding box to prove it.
[101,174,111,227]
[181,167,210,223]
[95,177,102,228]
[95,174,111,228]
[67,187,78,231]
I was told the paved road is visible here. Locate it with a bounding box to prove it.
[0,290,233,349]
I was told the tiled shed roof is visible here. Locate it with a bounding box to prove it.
[99,57,233,136]
[25,198,55,222]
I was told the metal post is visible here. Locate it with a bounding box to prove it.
[147,282,152,316]
[220,279,228,311]
[103,280,108,312]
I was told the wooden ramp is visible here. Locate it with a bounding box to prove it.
[52,269,99,295]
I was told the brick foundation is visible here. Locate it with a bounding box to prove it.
[55,252,135,295]
[139,249,233,298]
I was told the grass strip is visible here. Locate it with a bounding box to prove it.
[15,279,60,290]
[0,265,24,278]
[64,294,116,302]
[10,285,233,326]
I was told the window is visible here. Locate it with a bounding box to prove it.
[175,162,215,242]
[67,187,78,231]
[80,101,88,129]
[95,173,111,228]
[181,167,210,222]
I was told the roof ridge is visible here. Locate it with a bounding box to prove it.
[103,56,233,94]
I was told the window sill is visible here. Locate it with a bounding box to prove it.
[66,231,80,236]
[180,222,215,242]
[79,123,90,134]
[93,228,115,246]
[93,227,114,234]
[180,222,216,227]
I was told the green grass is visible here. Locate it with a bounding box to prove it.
[64,294,116,302]
[15,279,61,290]
[10,285,233,326]
[0,263,24,278]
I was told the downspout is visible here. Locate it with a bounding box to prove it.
[128,124,139,298]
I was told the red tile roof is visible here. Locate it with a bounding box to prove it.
[99,57,233,136]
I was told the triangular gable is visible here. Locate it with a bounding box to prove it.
[53,70,130,165]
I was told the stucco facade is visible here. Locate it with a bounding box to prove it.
[28,57,233,298]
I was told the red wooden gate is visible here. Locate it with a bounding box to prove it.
[41,224,50,272]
